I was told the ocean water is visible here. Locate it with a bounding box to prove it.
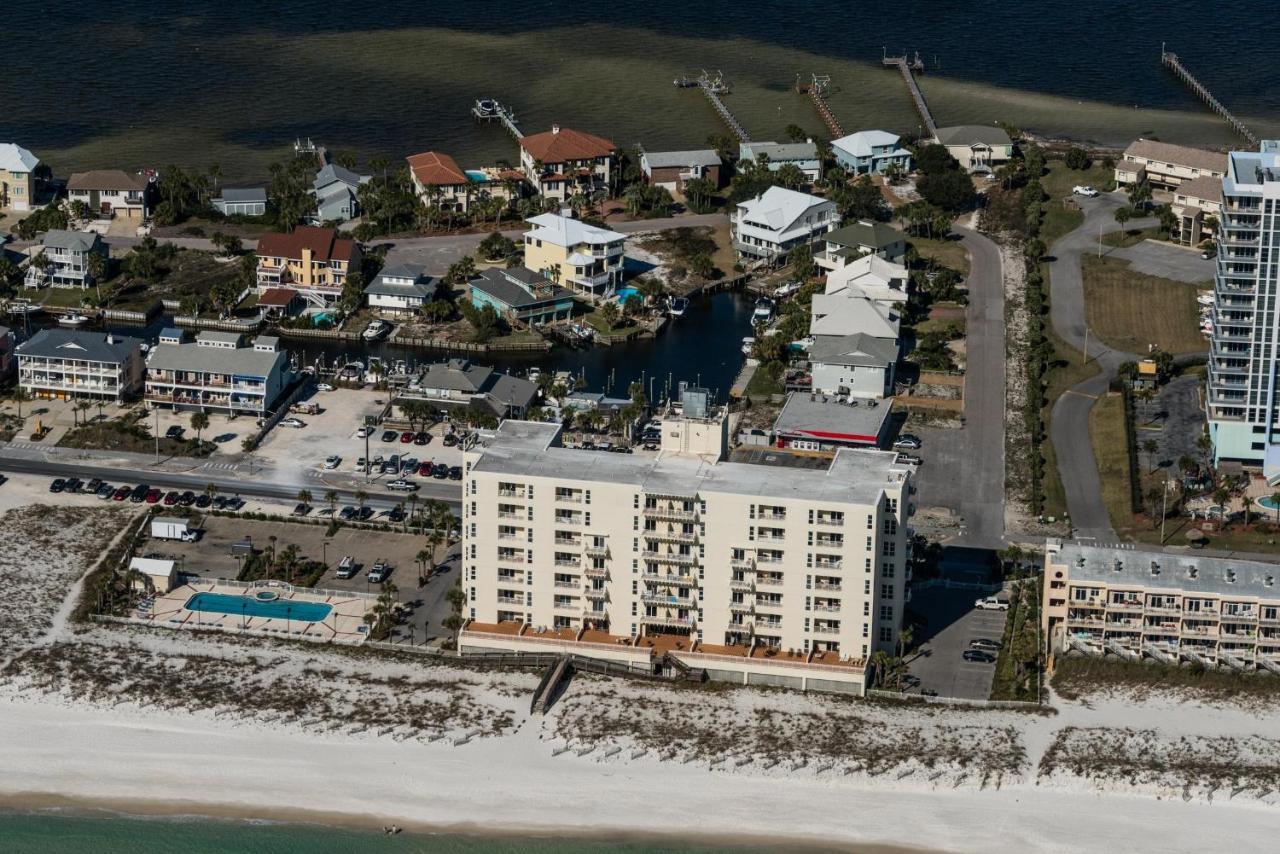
[5,1,1279,180]
[0,810,846,854]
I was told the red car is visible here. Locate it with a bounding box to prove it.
[417,461,433,476]
[163,490,180,506]
[400,431,414,443]
[144,489,161,503]
[112,486,131,501]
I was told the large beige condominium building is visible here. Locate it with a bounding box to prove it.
[459,399,913,693]
[1113,139,1227,190]
[1043,540,1280,674]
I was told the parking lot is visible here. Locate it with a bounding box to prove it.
[148,406,246,455]
[906,587,1008,700]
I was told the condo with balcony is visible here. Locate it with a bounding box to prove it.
[16,329,143,403]
[145,331,290,415]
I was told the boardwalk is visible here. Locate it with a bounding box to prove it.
[798,75,843,138]
[689,71,749,142]
[1160,47,1257,145]
[882,53,937,138]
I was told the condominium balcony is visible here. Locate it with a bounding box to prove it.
[1222,612,1258,623]
[814,515,844,527]
[1143,606,1182,617]
[554,515,585,526]
[812,581,841,592]
[1107,601,1143,612]
[754,598,784,610]
[645,529,698,545]
[729,600,754,613]
[497,488,525,498]
[553,559,581,569]
[1067,615,1104,627]
[584,545,609,557]
[642,590,695,607]
[755,535,785,545]
[553,537,580,546]
[583,587,608,601]
[757,511,786,521]
[730,557,755,570]
[1181,626,1219,639]
[813,603,841,613]
[756,576,784,588]
[811,625,841,636]
[728,578,754,592]
[553,579,578,588]
[814,538,844,548]
[496,595,524,605]
[641,613,694,629]
[642,572,694,587]
[643,506,698,522]
[813,559,843,570]
[641,550,696,565]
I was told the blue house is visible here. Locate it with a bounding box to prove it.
[831,130,913,175]
[470,267,576,324]
[738,141,822,183]
[312,163,369,223]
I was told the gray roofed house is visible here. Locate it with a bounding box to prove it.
[212,187,268,217]
[145,334,290,415]
[738,141,822,181]
[809,333,900,367]
[640,148,725,191]
[471,267,576,324]
[16,329,144,402]
[401,358,537,418]
[365,263,435,314]
[931,125,1015,172]
[26,228,108,289]
[641,149,721,169]
[312,163,370,223]
[41,229,100,253]
[808,333,900,399]
[819,220,907,265]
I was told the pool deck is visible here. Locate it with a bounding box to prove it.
[142,579,375,644]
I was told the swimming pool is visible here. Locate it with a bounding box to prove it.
[185,591,333,622]
[465,169,488,183]
[616,286,640,304]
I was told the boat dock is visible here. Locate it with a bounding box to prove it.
[882,50,936,138]
[796,73,843,138]
[1160,46,1257,145]
[680,70,749,142]
[472,98,524,139]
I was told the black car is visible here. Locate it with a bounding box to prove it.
[130,484,150,503]
[387,506,405,523]
[414,431,431,445]
[49,478,65,493]
[86,478,103,494]
[213,496,228,510]
[448,465,463,480]
[357,506,375,521]
[442,433,458,446]
[962,649,996,663]
[292,502,310,516]
[195,494,212,508]
[432,463,449,479]
[224,497,245,511]
[338,506,356,521]
[179,490,197,507]
[165,425,185,439]
[63,477,84,493]
[381,429,398,443]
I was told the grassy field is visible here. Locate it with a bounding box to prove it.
[1040,331,1101,521]
[1040,160,1112,249]
[1052,655,1280,704]
[1088,392,1136,533]
[1101,226,1162,248]
[745,360,783,397]
[909,235,969,277]
[1081,255,1208,355]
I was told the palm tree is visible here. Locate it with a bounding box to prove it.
[1142,439,1160,471]
[266,535,278,574]
[324,489,339,517]
[1243,496,1255,528]
[12,388,30,422]
[415,547,433,585]
[86,252,107,303]
[296,488,312,509]
[1272,491,1280,524]
[190,411,210,446]
[204,482,219,502]
[354,488,369,518]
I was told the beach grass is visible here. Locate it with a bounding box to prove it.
[1081,255,1207,355]
[910,236,970,277]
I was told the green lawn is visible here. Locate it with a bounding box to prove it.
[1101,226,1163,248]
[1081,255,1208,354]
[909,236,969,277]
[31,286,93,308]
[1088,392,1136,533]
[745,361,784,397]
[1040,160,1112,249]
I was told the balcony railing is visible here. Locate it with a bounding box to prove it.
[643,506,698,522]
[641,613,694,628]
[584,566,608,580]
[584,588,607,601]
[641,550,696,565]
[642,572,694,587]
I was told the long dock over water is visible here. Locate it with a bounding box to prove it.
[677,71,749,142]
[1160,47,1257,146]
[882,51,936,138]
[796,74,843,138]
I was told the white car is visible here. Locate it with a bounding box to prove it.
[315,383,334,392]
[1073,185,1099,197]
[323,455,341,470]
[387,479,419,492]
[280,418,305,428]
[974,597,1010,611]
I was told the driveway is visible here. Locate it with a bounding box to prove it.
[1134,374,1206,473]
[1108,240,1214,284]
[907,586,1006,700]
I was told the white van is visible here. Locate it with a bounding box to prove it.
[335,556,357,579]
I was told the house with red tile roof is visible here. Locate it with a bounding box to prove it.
[406,150,523,215]
[517,125,616,203]
[254,226,361,307]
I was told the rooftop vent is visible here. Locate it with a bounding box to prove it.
[1075,557,1086,568]
[1188,566,1199,580]
[1113,559,1124,573]
[1226,569,1237,584]
[1267,575,1275,588]
[1150,561,1161,577]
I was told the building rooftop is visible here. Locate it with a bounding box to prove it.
[367,264,433,299]
[469,420,908,505]
[406,150,469,186]
[256,226,357,264]
[824,220,904,251]
[774,392,892,444]
[0,143,39,173]
[736,186,831,232]
[1122,139,1227,176]
[739,141,819,163]
[808,332,900,367]
[525,212,625,247]
[810,292,900,338]
[825,255,908,295]
[257,288,299,308]
[933,125,1013,148]
[832,130,901,158]
[148,340,286,378]
[15,329,141,363]
[642,149,721,169]
[40,229,100,252]
[416,358,494,393]
[67,170,149,192]
[216,187,267,203]
[1175,174,1224,204]
[1052,542,1280,599]
[519,126,616,163]
[314,162,368,189]
[197,331,242,345]
[473,267,575,308]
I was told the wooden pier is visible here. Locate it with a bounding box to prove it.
[683,70,749,142]
[472,98,524,139]
[1160,46,1257,146]
[882,50,936,138]
[796,74,843,138]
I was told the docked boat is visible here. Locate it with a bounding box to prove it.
[741,336,756,356]
[57,312,90,328]
[752,297,774,322]
[361,319,390,340]
[6,300,41,317]
[667,297,689,318]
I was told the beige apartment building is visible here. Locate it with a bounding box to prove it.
[0,143,39,212]
[255,225,361,307]
[1170,174,1223,246]
[1043,541,1280,674]
[459,397,913,694]
[523,212,625,299]
[1113,139,1227,190]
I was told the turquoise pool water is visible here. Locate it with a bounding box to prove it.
[616,287,640,303]
[465,169,488,182]
[1261,496,1280,511]
[185,592,332,622]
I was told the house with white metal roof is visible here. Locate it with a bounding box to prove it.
[145,333,290,415]
[831,130,912,175]
[731,187,838,265]
[523,212,626,297]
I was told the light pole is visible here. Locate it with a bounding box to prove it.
[322,539,329,569]
[154,406,160,463]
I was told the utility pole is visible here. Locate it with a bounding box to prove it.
[1082,328,1089,366]
[364,416,371,484]
[153,406,159,463]
[1160,471,1170,544]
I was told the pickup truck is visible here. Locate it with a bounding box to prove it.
[367,560,391,583]
[974,596,1010,611]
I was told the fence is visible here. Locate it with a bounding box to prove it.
[90,612,364,645]
[866,689,1045,711]
[1120,386,1143,514]
[207,577,382,602]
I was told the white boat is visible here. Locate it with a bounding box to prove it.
[774,281,802,298]
[741,336,756,356]
[752,297,774,322]
[361,319,389,340]
[6,301,41,316]
[58,312,90,327]
[667,297,689,318]
[1196,294,1214,306]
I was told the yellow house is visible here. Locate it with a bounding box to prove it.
[255,225,361,307]
[522,213,625,299]
[0,143,39,212]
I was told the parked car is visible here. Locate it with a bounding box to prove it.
[969,638,1002,651]
[962,649,996,663]
[213,496,228,509]
[63,477,83,493]
[443,433,458,447]
[356,426,369,439]
[338,506,356,521]
[357,506,374,521]
[355,457,368,472]
[387,506,405,522]
[130,484,150,503]
[280,417,306,428]
[414,431,431,445]
[195,494,212,508]
[1201,247,1216,260]
[399,431,414,443]
[367,559,391,583]
[86,478,103,494]
[165,425,185,439]
[401,457,418,473]
[432,463,449,479]
[292,502,311,516]
[316,383,334,392]
[144,488,162,504]
[896,453,923,466]
[388,479,419,492]
[163,490,180,506]
[381,430,398,443]
[112,486,131,501]
[96,483,115,500]
[417,462,434,477]
[49,478,65,493]
[1072,185,1099,197]
[448,466,463,481]
[224,497,245,511]
[323,455,341,470]
[974,597,1009,611]
[335,556,358,579]
[893,434,922,450]
[178,490,196,507]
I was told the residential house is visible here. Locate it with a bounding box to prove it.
[1170,175,1223,247]
[518,125,617,203]
[312,163,369,223]
[212,187,268,217]
[0,325,14,377]
[15,329,143,402]
[67,170,151,220]
[831,130,912,176]
[24,229,107,289]
[772,390,893,450]
[407,150,473,213]
[823,255,909,309]
[523,212,626,298]
[931,126,1014,173]
[0,143,39,211]
[256,288,302,319]
[731,186,839,265]
[807,333,900,399]
[365,263,435,315]
[815,220,907,271]
[1114,139,1227,190]
[146,332,290,416]
[399,358,537,419]
[639,149,723,192]
[255,225,361,307]
[809,291,900,340]
[470,267,576,324]
[738,141,822,183]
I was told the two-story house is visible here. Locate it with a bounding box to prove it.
[1113,138,1228,191]
[739,141,822,184]
[364,263,435,315]
[523,212,625,298]
[67,170,151,220]
[518,125,616,203]
[931,126,1014,173]
[15,329,143,403]
[145,331,290,416]
[255,225,361,307]
[815,220,907,272]
[312,163,369,223]
[831,130,912,175]
[471,266,576,325]
[731,186,839,265]
[639,148,723,192]
[0,143,39,212]
[407,150,473,213]
[24,229,107,289]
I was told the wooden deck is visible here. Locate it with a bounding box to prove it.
[1160,47,1256,145]
[883,54,936,138]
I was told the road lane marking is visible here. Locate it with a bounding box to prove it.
[1062,389,1098,400]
